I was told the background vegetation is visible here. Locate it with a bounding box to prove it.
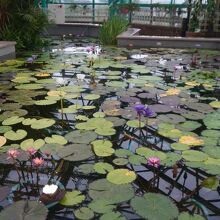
[0,0,49,50]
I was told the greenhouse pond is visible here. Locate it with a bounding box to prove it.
[0,37,220,220]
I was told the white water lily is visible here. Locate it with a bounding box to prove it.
[42,184,58,195]
[77,74,86,80]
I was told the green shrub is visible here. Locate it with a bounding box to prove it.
[99,16,128,46]
[0,0,49,51]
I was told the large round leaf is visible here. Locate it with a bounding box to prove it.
[130,193,179,220]
[4,129,27,141]
[107,169,136,185]
[31,118,55,129]
[57,144,93,161]
[60,190,85,206]
[0,200,48,220]
[74,207,94,220]
[88,179,134,203]
[65,130,97,144]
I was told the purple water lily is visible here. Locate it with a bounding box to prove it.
[134,104,154,118]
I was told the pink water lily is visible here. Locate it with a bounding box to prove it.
[27,147,37,156]
[33,157,44,167]
[147,157,160,168]
[7,149,19,160]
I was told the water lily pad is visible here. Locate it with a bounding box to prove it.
[94,162,114,174]
[130,193,179,220]
[136,147,167,160]
[21,138,45,150]
[74,207,94,220]
[92,140,114,157]
[100,211,126,220]
[57,144,93,161]
[0,200,48,220]
[171,143,190,151]
[182,150,208,162]
[201,176,219,190]
[88,179,134,203]
[45,135,67,145]
[126,120,144,128]
[0,126,12,133]
[65,130,97,144]
[31,118,55,129]
[107,169,136,185]
[35,99,57,105]
[176,121,201,132]
[84,94,100,100]
[2,116,24,125]
[128,155,146,165]
[113,158,129,166]
[178,212,205,220]
[60,190,85,206]
[4,129,27,141]
[89,199,116,214]
[203,111,220,130]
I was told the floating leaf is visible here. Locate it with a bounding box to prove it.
[179,135,204,146]
[35,99,57,105]
[84,94,100,100]
[209,101,220,108]
[65,130,97,144]
[178,212,205,220]
[0,200,48,220]
[60,190,85,206]
[89,199,116,214]
[0,126,12,133]
[31,118,55,129]
[92,140,114,157]
[107,169,136,185]
[89,179,134,203]
[93,162,114,174]
[201,176,219,190]
[21,138,45,150]
[136,147,167,160]
[45,135,67,145]
[182,150,208,162]
[74,207,94,220]
[126,120,144,128]
[4,129,27,141]
[130,193,179,220]
[57,144,93,161]
[2,116,24,125]
[100,211,126,220]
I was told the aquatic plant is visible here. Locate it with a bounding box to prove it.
[99,16,128,45]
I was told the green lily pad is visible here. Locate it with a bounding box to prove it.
[4,129,27,141]
[136,147,167,160]
[35,99,57,105]
[84,94,100,100]
[89,199,116,214]
[171,143,190,151]
[2,116,24,125]
[128,155,146,165]
[92,139,115,157]
[93,162,114,174]
[88,179,134,203]
[0,126,12,133]
[100,211,126,220]
[21,138,45,150]
[0,200,48,220]
[178,212,205,220]
[60,190,85,206]
[107,169,136,185]
[45,135,67,145]
[65,130,97,144]
[31,118,55,129]
[113,158,128,166]
[74,207,94,220]
[57,144,93,161]
[176,121,201,132]
[126,120,144,128]
[182,150,208,162]
[130,193,179,220]
[201,176,219,190]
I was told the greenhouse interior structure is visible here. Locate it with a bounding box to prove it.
[0,0,220,219]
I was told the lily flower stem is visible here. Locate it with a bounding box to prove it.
[60,97,64,121]
[36,168,40,194]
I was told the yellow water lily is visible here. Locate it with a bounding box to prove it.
[179,135,204,146]
[209,101,220,108]
[185,81,200,87]
[161,88,181,97]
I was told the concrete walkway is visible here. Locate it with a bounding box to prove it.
[117,28,220,50]
[0,41,16,61]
